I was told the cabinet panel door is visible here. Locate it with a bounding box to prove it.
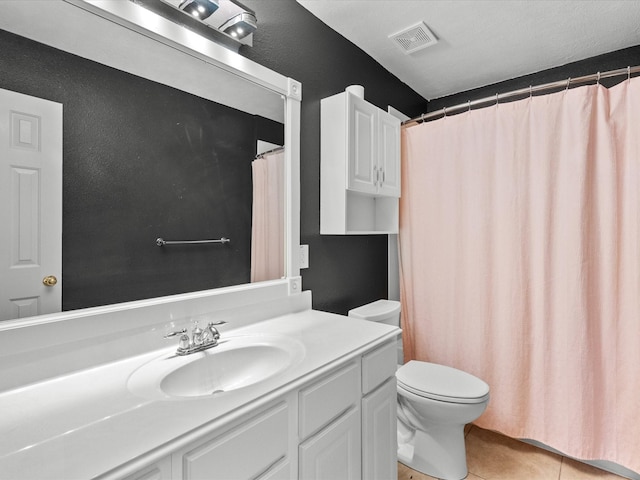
[299,361,359,439]
[347,95,378,195]
[377,111,401,197]
[178,402,289,480]
[299,406,361,480]
[362,339,397,395]
[362,378,398,480]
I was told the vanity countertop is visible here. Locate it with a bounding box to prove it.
[0,308,399,479]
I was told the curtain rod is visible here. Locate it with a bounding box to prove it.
[255,145,284,159]
[403,65,640,127]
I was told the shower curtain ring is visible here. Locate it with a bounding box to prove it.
[529,85,532,98]
[421,113,425,123]
[628,66,632,82]
[566,77,571,91]
[597,71,601,85]
[443,106,447,117]
[495,93,499,106]
[468,100,471,112]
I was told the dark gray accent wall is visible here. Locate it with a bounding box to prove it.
[241,0,428,315]
[0,29,283,311]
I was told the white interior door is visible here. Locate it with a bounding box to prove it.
[0,88,62,321]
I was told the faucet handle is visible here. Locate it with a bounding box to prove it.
[164,328,190,352]
[164,328,187,338]
[206,322,221,340]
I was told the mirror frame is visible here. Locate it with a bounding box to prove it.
[0,0,301,329]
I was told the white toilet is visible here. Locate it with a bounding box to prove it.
[349,300,490,480]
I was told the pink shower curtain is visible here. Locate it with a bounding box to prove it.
[399,77,640,472]
[250,150,284,282]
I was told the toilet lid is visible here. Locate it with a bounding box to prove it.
[348,299,401,322]
[396,361,490,404]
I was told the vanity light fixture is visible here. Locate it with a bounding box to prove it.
[147,0,258,50]
[220,11,257,39]
[178,0,219,20]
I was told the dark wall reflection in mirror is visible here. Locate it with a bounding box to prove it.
[0,29,284,312]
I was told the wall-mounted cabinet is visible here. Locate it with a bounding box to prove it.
[321,90,401,235]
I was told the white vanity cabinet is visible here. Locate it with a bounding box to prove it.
[299,406,361,479]
[361,341,399,480]
[117,340,397,480]
[124,339,398,480]
[172,401,292,480]
[321,91,401,235]
[297,339,398,480]
[9,313,400,480]
[298,361,362,479]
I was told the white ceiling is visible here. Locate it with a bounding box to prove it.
[296,0,640,100]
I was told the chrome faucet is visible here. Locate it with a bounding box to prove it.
[164,320,227,356]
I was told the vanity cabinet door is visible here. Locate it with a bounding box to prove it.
[362,377,398,480]
[175,402,290,480]
[122,456,171,480]
[361,339,397,395]
[299,406,362,480]
[299,361,360,440]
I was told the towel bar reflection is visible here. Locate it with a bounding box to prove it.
[156,237,231,247]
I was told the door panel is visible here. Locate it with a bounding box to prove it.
[362,378,398,479]
[299,406,361,480]
[347,95,377,195]
[377,111,401,197]
[0,88,62,321]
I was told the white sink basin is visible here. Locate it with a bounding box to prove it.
[128,334,305,400]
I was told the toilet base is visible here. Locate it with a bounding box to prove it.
[397,420,468,480]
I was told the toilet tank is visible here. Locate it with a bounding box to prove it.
[348,299,401,327]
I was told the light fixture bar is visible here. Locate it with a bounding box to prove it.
[178,0,219,20]
[220,11,257,39]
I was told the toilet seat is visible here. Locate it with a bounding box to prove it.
[397,360,490,404]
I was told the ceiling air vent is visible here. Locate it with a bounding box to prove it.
[389,21,438,55]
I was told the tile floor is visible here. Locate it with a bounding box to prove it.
[397,425,627,480]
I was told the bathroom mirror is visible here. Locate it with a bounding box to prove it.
[0,0,301,323]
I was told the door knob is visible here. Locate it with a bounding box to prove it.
[42,275,58,287]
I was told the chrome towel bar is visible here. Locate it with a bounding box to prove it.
[156,237,230,247]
